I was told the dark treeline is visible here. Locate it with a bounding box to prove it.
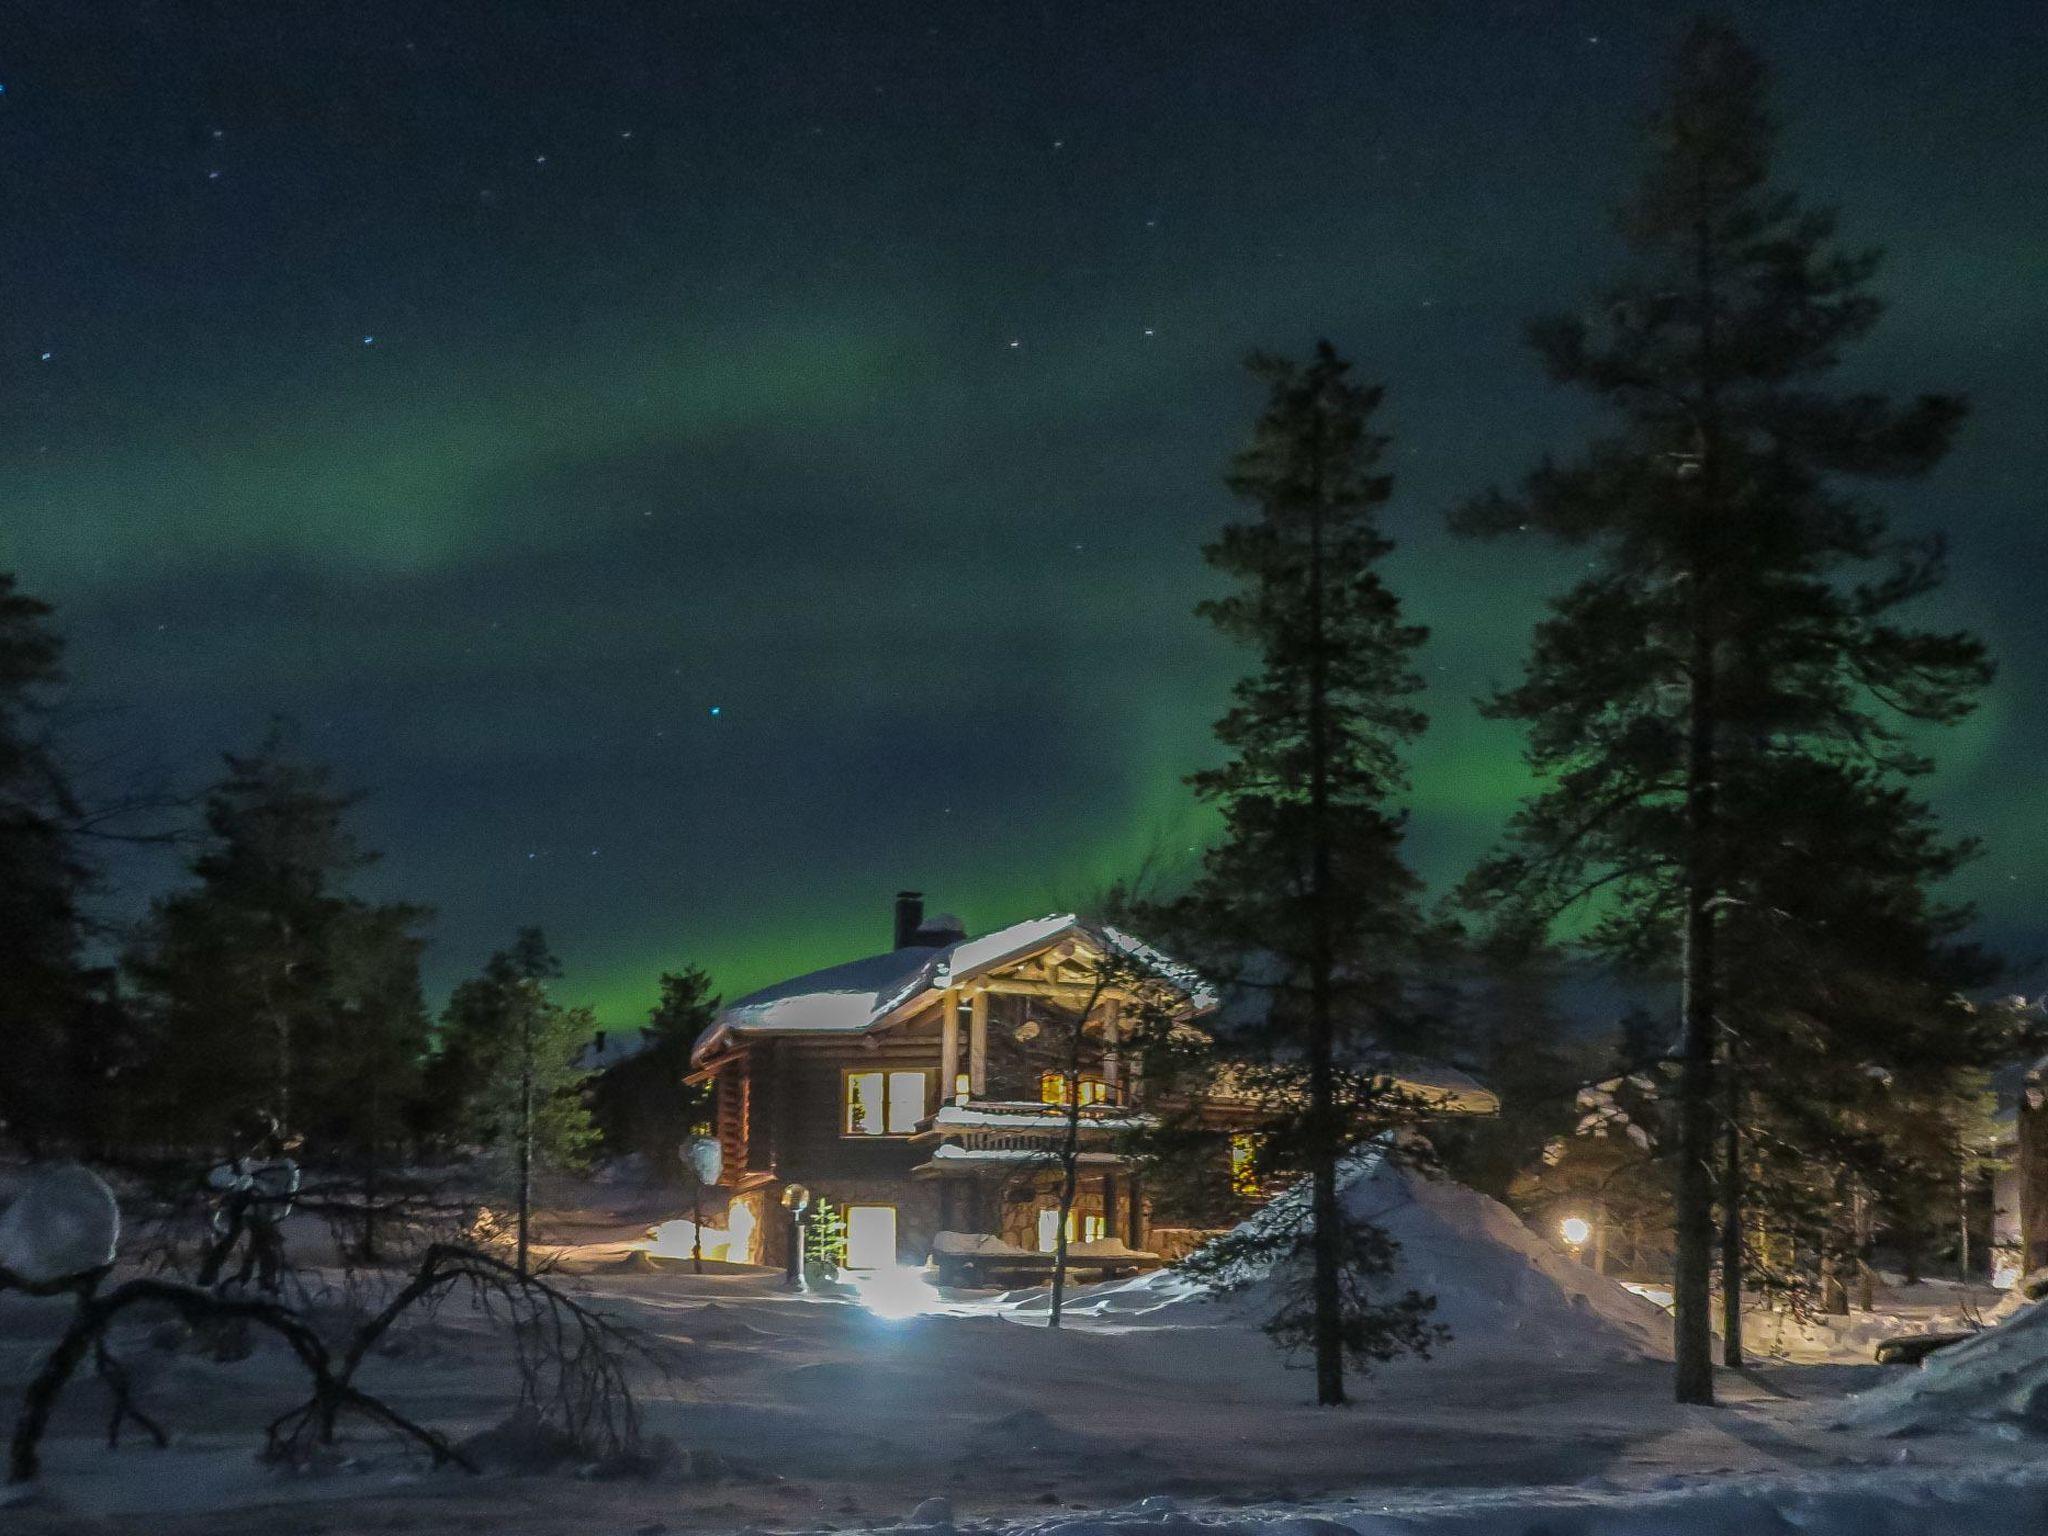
[0,588,716,1251]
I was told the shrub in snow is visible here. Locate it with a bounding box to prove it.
[0,1163,119,1287]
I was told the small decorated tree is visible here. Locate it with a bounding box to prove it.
[803,1199,847,1278]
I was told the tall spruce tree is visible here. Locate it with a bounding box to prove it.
[1162,343,1445,1405]
[0,575,106,1156]
[1454,21,1996,1402]
[1710,777,2012,1327]
[125,728,431,1154]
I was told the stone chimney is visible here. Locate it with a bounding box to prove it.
[894,890,925,950]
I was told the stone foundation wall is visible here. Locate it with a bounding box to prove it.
[807,1176,945,1265]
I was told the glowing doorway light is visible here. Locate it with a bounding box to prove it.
[726,1200,756,1265]
[1559,1216,1592,1248]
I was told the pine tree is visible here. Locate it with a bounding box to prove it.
[589,967,718,1176]
[439,929,597,1274]
[316,901,434,1258]
[125,727,430,1154]
[1160,343,1446,1404]
[1454,21,1996,1402]
[1519,1055,1676,1279]
[0,575,113,1157]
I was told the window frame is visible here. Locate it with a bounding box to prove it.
[1039,1071,1114,1108]
[842,1066,931,1138]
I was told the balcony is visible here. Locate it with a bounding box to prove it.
[906,1099,1151,1176]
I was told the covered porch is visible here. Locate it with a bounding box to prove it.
[911,1102,1160,1286]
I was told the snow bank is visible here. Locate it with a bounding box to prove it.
[1840,1294,2048,1436]
[1015,1151,1668,1361]
[0,1163,119,1286]
[935,1231,1037,1258]
[1751,1305,1965,1365]
[989,1466,2048,1536]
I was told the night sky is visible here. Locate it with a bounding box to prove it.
[5,2,2043,1022]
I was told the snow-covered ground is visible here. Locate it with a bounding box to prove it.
[0,1167,2038,1535]
[984,1465,2048,1535]
[1732,1278,2014,1366]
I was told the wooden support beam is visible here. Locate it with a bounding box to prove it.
[969,989,989,1098]
[1101,996,1121,1090]
[939,988,961,1102]
[980,978,1135,1002]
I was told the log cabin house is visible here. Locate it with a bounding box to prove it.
[686,892,1496,1277]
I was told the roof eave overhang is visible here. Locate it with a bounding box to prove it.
[690,917,1215,1061]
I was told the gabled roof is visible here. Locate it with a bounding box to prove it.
[689,913,1205,1065]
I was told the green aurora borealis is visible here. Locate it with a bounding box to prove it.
[3,2,2043,1021]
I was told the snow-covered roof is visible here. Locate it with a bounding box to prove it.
[1204,1057,1499,1116]
[1380,1060,1501,1116]
[580,1026,654,1071]
[691,912,1210,1064]
[930,1230,1036,1258]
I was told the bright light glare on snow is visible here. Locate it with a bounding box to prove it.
[644,1217,732,1262]
[855,1263,943,1320]
[1559,1215,1591,1247]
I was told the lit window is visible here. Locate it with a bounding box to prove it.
[845,1070,929,1136]
[954,1071,971,1102]
[886,1070,925,1133]
[1230,1133,1259,1197]
[1039,1073,1113,1107]
[1036,1210,1106,1251]
[847,1071,882,1135]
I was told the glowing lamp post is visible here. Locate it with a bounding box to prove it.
[1560,1215,1592,1260]
[682,1135,723,1276]
[780,1183,812,1292]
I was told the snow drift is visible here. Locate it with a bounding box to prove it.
[1840,1293,2048,1437]
[1010,1150,1670,1362]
